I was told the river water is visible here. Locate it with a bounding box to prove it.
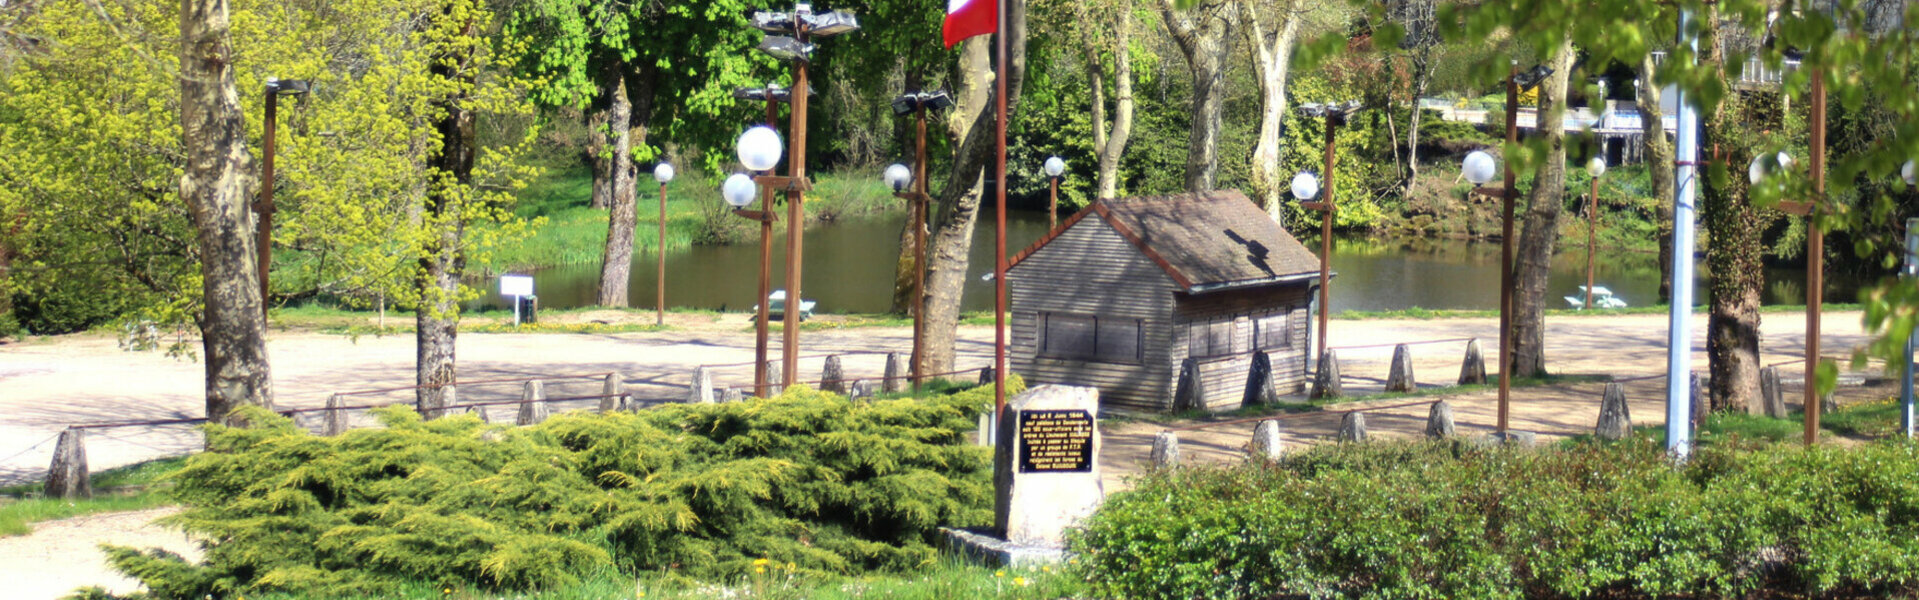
[476,210,1864,314]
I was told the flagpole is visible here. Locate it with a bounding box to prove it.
[992,0,1009,421]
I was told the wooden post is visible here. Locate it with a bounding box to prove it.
[1385,344,1417,393]
[600,372,623,413]
[516,380,548,426]
[324,394,348,436]
[821,355,846,394]
[46,428,90,500]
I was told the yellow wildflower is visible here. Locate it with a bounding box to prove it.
[994,569,1006,578]
[1014,576,1028,586]
[753,558,771,566]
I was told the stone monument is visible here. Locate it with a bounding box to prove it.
[943,384,1103,566]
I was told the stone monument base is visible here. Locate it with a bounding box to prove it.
[939,526,1069,567]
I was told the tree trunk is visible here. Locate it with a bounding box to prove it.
[416,4,478,418]
[1700,12,1761,414]
[180,0,272,424]
[1509,39,1576,378]
[919,0,1028,376]
[586,99,612,210]
[595,63,636,307]
[1243,0,1297,224]
[1161,0,1237,193]
[1086,5,1135,202]
[1402,44,1434,196]
[1636,53,1676,304]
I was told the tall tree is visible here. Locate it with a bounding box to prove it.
[1081,0,1138,201]
[416,0,485,417]
[1508,39,1575,378]
[920,0,1030,376]
[1160,0,1238,193]
[1241,0,1302,222]
[592,63,638,307]
[1699,7,1765,414]
[1635,53,1675,304]
[1389,0,1438,196]
[180,0,272,422]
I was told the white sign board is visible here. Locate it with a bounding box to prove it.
[499,275,534,297]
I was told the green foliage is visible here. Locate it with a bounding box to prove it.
[1073,439,1919,599]
[103,379,1021,597]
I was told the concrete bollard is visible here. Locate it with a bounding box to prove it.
[1150,431,1181,468]
[46,428,90,500]
[324,394,349,437]
[977,366,996,387]
[516,380,548,426]
[766,361,784,397]
[1311,349,1343,400]
[467,405,490,423]
[1337,411,1367,443]
[1243,351,1278,407]
[1251,420,1283,459]
[1689,372,1707,428]
[1174,357,1204,412]
[848,380,875,400]
[1386,344,1417,393]
[1596,382,1632,440]
[821,355,847,394]
[722,388,743,402]
[600,373,624,413]
[687,367,716,404]
[1426,401,1456,439]
[1760,367,1789,418]
[1458,338,1487,386]
[883,352,904,394]
[977,410,994,447]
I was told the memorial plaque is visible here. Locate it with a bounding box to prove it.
[1018,409,1094,473]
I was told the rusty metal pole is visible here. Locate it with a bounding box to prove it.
[782,36,810,389]
[1048,176,1058,230]
[657,182,667,326]
[1587,173,1599,310]
[912,104,929,393]
[1498,63,1519,435]
[256,90,280,316]
[1316,115,1338,364]
[1805,68,1826,446]
[754,99,778,397]
[993,1,1010,420]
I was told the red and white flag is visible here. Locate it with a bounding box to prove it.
[943,0,996,49]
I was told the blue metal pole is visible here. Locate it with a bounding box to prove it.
[1665,9,1700,460]
[1903,218,1917,438]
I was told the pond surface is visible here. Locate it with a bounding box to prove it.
[475,211,1865,314]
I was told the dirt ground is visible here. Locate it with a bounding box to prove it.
[0,310,1892,599]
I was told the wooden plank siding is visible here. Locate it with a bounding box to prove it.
[1010,218,1179,410]
[1168,286,1314,410]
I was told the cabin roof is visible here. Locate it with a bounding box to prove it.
[1010,189,1322,293]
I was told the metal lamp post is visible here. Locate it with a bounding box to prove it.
[747,3,859,389]
[652,163,675,326]
[1585,157,1606,310]
[890,90,952,391]
[732,84,807,396]
[1460,63,1548,437]
[1295,101,1363,367]
[256,77,310,315]
[1904,159,1918,439]
[736,126,784,397]
[1044,156,1065,230]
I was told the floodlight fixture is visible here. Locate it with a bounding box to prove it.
[266,77,312,96]
[757,36,815,63]
[891,90,955,116]
[1290,171,1320,201]
[733,83,815,103]
[751,11,795,33]
[1513,64,1555,92]
[1296,100,1365,124]
[883,163,912,192]
[804,10,860,37]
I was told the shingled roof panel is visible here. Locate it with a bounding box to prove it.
[1011,190,1322,292]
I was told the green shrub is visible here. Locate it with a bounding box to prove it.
[1070,439,1919,599]
[103,379,1020,598]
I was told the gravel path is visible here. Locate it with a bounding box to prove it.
[0,507,199,600]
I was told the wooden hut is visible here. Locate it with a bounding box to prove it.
[1007,190,1323,412]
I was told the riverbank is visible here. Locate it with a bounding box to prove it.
[480,164,903,273]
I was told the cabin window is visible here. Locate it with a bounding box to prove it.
[1040,313,1141,363]
[1255,314,1290,350]
[1187,320,1237,359]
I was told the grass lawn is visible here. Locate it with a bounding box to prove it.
[1337,303,1864,320]
[1617,397,1907,446]
[0,456,183,536]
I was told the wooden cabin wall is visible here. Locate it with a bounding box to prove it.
[1168,286,1313,410]
[1009,218,1180,410]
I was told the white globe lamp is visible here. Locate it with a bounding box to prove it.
[1044,156,1066,178]
[1463,150,1498,186]
[721,173,758,208]
[653,162,675,184]
[1587,156,1606,178]
[1290,171,1320,201]
[883,163,912,192]
[735,126,783,172]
